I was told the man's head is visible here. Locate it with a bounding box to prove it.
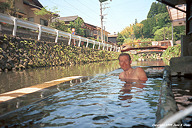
[118,53,132,71]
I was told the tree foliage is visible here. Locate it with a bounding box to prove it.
[133,23,144,39]
[0,0,18,16]
[118,1,185,45]
[0,2,10,14]
[154,26,173,41]
[117,32,124,46]
[147,2,167,18]
[50,19,69,32]
[34,6,60,25]
[99,0,110,2]
[120,24,134,39]
[69,17,85,36]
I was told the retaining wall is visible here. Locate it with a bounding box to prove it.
[0,35,120,72]
[156,66,182,127]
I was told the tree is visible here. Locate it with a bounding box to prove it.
[174,26,185,41]
[99,0,111,2]
[147,2,167,18]
[135,19,138,24]
[141,18,155,38]
[117,32,124,46]
[69,17,85,36]
[0,2,10,14]
[133,23,144,39]
[154,26,173,41]
[50,19,69,32]
[34,6,59,25]
[120,24,134,39]
[155,12,170,28]
[0,0,18,16]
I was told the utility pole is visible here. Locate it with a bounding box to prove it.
[99,0,111,45]
[100,2,104,44]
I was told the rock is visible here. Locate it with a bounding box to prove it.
[188,42,192,56]
[170,56,192,76]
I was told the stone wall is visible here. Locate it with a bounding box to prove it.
[170,35,192,76]
[0,35,120,72]
[156,66,182,127]
[181,35,192,56]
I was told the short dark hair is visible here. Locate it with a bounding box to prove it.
[118,53,131,61]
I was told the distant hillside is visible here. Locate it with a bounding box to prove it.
[118,2,185,45]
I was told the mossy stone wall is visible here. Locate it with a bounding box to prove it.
[0,35,120,71]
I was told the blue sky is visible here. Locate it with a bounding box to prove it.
[39,0,157,34]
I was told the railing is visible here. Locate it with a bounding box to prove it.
[157,105,192,128]
[122,40,173,48]
[121,40,173,52]
[0,13,120,52]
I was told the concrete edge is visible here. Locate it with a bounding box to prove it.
[0,76,89,116]
[155,66,182,127]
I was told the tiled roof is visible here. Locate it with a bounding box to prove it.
[57,15,79,22]
[108,35,118,37]
[23,0,43,9]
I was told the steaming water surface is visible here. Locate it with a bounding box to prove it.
[0,68,162,127]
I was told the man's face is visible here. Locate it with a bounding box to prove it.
[119,55,132,71]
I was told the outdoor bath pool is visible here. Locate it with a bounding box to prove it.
[0,67,163,128]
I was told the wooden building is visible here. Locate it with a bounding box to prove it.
[55,15,110,41]
[108,34,118,44]
[0,0,52,26]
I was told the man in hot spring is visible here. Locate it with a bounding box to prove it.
[118,53,148,81]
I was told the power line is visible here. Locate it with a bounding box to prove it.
[76,0,98,15]
[62,0,99,22]
[46,0,99,24]
[47,0,77,15]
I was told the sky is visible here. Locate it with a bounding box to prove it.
[38,0,157,34]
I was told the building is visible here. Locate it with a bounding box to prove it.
[167,4,186,26]
[0,0,53,26]
[55,15,110,41]
[97,26,110,43]
[108,34,118,44]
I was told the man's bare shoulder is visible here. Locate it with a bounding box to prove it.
[119,72,124,78]
[135,67,145,72]
[135,67,148,81]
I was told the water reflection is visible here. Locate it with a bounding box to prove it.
[0,68,163,127]
[119,79,146,101]
[0,61,120,94]
[0,60,166,94]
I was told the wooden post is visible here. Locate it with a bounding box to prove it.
[78,36,81,47]
[86,39,89,48]
[102,43,105,50]
[93,41,96,49]
[55,30,59,43]
[13,18,17,37]
[68,34,72,45]
[38,25,42,41]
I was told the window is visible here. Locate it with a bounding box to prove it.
[28,17,34,22]
[40,19,48,26]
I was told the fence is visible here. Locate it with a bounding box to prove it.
[0,13,120,52]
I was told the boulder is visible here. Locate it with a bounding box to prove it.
[188,42,192,56]
[170,56,192,76]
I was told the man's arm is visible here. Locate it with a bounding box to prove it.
[119,72,124,79]
[136,67,148,81]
